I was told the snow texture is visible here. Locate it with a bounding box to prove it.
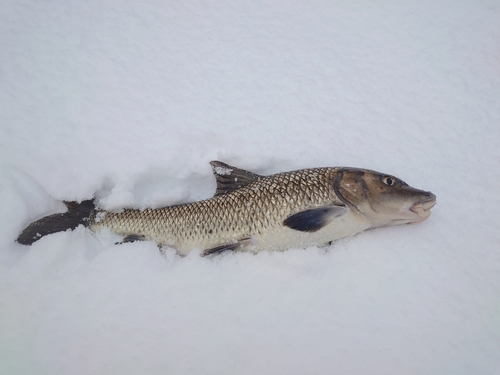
[1,0,500,374]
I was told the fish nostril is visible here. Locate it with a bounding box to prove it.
[423,191,436,201]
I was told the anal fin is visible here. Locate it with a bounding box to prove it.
[115,234,146,245]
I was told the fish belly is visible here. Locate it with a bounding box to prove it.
[246,209,371,253]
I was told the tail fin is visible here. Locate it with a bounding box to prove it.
[16,200,95,245]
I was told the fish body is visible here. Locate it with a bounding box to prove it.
[90,165,366,255]
[17,161,437,255]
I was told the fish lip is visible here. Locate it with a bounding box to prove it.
[410,197,436,219]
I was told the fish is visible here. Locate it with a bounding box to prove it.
[16,161,437,256]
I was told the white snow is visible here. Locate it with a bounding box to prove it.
[214,166,233,176]
[1,0,500,374]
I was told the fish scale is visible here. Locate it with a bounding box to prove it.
[89,167,341,254]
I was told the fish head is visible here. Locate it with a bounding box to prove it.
[334,168,436,228]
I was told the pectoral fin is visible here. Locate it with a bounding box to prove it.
[283,205,346,233]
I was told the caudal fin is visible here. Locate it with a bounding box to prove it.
[16,200,95,245]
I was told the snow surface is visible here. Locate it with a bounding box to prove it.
[1,0,500,374]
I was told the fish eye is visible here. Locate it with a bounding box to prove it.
[382,176,396,186]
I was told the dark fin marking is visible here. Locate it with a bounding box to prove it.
[116,234,146,245]
[201,238,251,256]
[283,205,346,233]
[16,200,95,245]
[210,161,262,196]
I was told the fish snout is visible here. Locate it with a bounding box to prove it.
[422,191,436,201]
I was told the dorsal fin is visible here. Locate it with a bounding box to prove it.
[210,161,262,196]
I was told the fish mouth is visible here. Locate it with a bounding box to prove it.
[409,195,436,221]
